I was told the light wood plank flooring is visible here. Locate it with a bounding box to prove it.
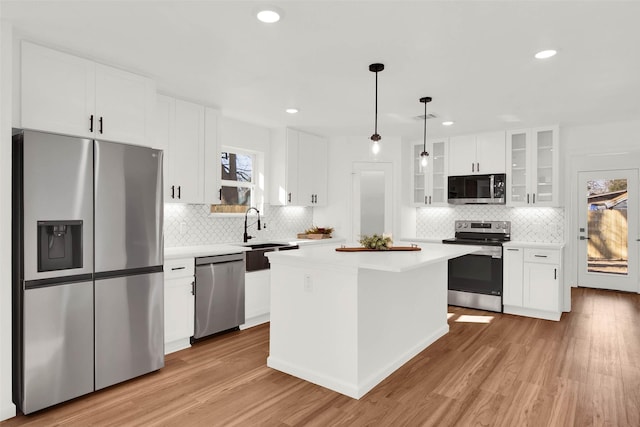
[3,287,639,426]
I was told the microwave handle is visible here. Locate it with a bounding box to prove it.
[490,174,494,199]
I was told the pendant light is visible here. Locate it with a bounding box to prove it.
[419,96,432,167]
[369,63,384,154]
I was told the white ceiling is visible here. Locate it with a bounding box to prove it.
[3,1,640,140]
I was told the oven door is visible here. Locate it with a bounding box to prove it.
[448,246,503,296]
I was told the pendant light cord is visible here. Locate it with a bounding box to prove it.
[374,71,379,137]
[423,99,427,152]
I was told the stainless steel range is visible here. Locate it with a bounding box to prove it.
[442,220,511,312]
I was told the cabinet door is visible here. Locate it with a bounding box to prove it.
[164,277,195,344]
[285,129,300,205]
[155,95,175,202]
[524,263,559,312]
[430,139,448,205]
[95,64,154,146]
[503,247,524,306]
[448,135,476,176]
[203,108,222,204]
[311,134,329,206]
[411,143,427,205]
[506,130,529,206]
[170,99,205,203]
[531,127,559,206]
[21,41,95,138]
[297,132,315,205]
[475,131,505,174]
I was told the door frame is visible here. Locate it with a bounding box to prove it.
[576,169,638,291]
[567,152,640,307]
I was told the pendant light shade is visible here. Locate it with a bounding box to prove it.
[369,63,384,153]
[419,97,432,167]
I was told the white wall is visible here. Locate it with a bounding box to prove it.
[0,19,17,421]
[313,136,414,243]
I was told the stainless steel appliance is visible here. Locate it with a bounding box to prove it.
[442,220,511,312]
[12,130,164,414]
[448,173,506,204]
[193,253,245,341]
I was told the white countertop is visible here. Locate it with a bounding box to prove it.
[503,241,565,249]
[265,241,481,273]
[164,237,346,260]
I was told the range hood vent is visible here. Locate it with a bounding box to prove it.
[413,113,438,121]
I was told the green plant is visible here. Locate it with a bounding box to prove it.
[359,234,392,250]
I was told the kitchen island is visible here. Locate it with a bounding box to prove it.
[265,242,479,399]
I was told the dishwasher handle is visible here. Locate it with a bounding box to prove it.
[195,253,244,265]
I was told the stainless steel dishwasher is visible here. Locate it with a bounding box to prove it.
[193,252,245,341]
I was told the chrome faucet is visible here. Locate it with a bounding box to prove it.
[243,207,262,242]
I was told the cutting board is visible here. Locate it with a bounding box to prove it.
[335,246,421,252]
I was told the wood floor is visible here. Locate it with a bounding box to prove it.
[3,287,640,427]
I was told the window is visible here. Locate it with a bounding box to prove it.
[211,149,260,214]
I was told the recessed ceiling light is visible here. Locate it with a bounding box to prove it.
[257,9,280,23]
[535,49,557,59]
[442,121,454,126]
[286,108,298,114]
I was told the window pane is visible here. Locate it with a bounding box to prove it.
[220,186,251,207]
[221,152,252,182]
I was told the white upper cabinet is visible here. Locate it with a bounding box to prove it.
[156,95,215,204]
[21,41,155,147]
[506,126,559,207]
[203,108,222,205]
[448,131,505,176]
[271,128,328,206]
[411,139,448,206]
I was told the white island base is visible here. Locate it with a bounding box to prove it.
[266,243,477,399]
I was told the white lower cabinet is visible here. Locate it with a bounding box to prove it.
[241,270,271,329]
[164,258,195,354]
[503,244,563,321]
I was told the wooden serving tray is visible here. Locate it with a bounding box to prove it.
[335,246,421,252]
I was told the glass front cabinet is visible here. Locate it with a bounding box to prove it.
[411,139,448,206]
[506,126,559,207]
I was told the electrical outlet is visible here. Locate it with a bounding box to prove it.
[304,274,313,293]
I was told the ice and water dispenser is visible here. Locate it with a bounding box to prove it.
[37,220,83,272]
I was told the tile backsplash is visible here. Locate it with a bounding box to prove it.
[164,204,313,247]
[416,205,564,243]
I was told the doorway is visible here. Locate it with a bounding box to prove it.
[577,169,638,292]
[351,162,393,242]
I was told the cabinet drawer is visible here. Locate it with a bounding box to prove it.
[524,248,560,264]
[164,258,194,279]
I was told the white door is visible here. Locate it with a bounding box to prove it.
[577,169,638,292]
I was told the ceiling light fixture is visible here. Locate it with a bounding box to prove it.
[285,108,298,114]
[442,121,454,126]
[257,9,280,23]
[419,97,432,168]
[534,49,557,59]
[369,63,384,154]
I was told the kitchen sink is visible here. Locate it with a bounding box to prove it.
[243,242,299,271]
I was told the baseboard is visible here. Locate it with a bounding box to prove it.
[267,323,450,399]
[503,305,561,321]
[164,338,191,355]
[240,313,270,330]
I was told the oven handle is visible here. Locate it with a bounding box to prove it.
[469,247,502,258]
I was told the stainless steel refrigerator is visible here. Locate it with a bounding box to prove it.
[12,130,164,414]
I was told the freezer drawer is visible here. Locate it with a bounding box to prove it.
[194,255,245,339]
[21,281,94,414]
[95,271,164,390]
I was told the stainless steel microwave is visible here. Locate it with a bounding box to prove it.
[447,173,506,204]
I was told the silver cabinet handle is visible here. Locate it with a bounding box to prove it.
[424,196,428,204]
[477,162,480,172]
[580,236,590,240]
[527,193,530,204]
[171,266,185,271]
[554,269,557,280]
[429,196,432,204]
[534,254,548,258]
[288,192,291,203]
[533,193,536,204]
[472,163,475,172]
[506,248,520,251]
